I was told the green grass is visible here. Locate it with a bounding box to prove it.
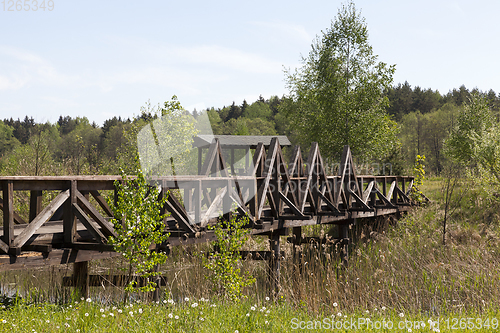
[1,297,500,332]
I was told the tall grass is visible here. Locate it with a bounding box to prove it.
[1,178,500,320]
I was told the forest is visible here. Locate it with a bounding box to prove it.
[1,83,499,177]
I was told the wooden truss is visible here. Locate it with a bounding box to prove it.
[0,139,414,268]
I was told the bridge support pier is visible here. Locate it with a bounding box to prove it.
[74,261,89,299]
[269,230,281,298]
[339,222,350,268]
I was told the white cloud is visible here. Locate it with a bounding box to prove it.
[0,45,77,90]
[250,21,312,44]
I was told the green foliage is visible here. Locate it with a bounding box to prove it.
[0,121,20,157]
[410,154,426,203]
[108,165,170,292]
[203,214,255,302]
[281,1,398,161]
[445,92,494,165]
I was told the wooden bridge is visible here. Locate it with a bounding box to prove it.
[0,138,415,294]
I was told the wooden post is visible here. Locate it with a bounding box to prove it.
[269,231,281,298]
[198,147,203,175]
[339,222,350,268]
[230,147,235,175]
[2,180,14,247]
[292,227,302,275]
[194,180,201,223]
[64,180,77,245]
[29,190,43,222]
[74,261,89,298]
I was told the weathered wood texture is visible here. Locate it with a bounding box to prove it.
[0,139,415,270]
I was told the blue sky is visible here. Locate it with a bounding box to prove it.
[1,0,499,126]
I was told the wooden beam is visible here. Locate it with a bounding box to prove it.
[362,181,375,204]
[64,181,77,244]
[89,190,114,217]
[2,180,14,246]
[200,187,227,227]
[12,189,70,249]
[76,191,117,238]
[72,203,107,243]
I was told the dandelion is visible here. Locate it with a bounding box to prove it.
[191,303,198,308]
[200,317,204,321]
[337,312,342,317]
[139,308,143,314]
[246,313,250,317]
[200,297,205,302]
[250,306,256,311]
[163,300,168,304]
[265,321,269,325]
[168,299,174,304]
[266,310,270,314]
[86,298,92,303]
[184,297,189,302]
[333,302,338,307]
[211,304,216,308]
[265,297,270,301]
[46,319,50,323]
[381,306,386,311]
[365,310,369,314]
[129,311,133,316]
[109,313,114,317]
[84,313,89,317]
[174,315,179,320]
[1,320,6,323]
[100,308,105,313]
[118,309,123,313]
[102,314,106,318]
[168,313,173,319]
[399,312,404,318]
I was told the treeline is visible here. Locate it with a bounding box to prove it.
[1,84,499,176]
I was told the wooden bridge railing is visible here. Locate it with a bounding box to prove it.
[0,138,415,270]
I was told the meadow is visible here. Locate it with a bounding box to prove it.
[1,177,500,332]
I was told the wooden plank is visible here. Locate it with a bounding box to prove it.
[387,181,396,203]
[300,143,318,213]
[0,239,8,254]
[90,190,114,217]
[200,139,218,176]
[406,179,414,196]
[256,139,278,219]
[2,180,14,246]
[72,203,107,243]
[76,191,117,238]
[348,189,372,211]
[362,181,375,204]
[64,181,77,244]
[29,190,43,223]
[375,188,396,207]
[200,187,227,227]
[278,191,304,217]
[11,190,70,248]
[229,187,254,221]
[317,189,341,215]
[251,142,265,176]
